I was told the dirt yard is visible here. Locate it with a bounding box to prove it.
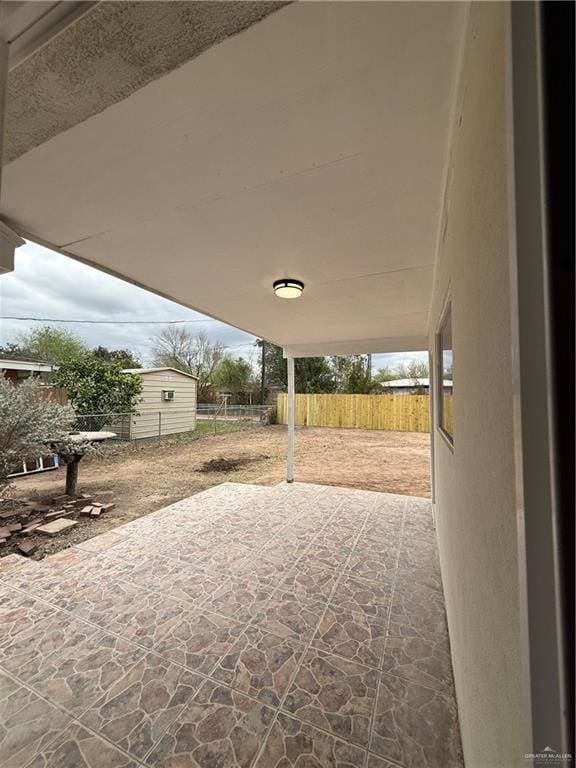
[6,426,430,560]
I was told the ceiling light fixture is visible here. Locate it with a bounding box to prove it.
[273,278,304,299]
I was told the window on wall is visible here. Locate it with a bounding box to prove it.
[437,301,454,444]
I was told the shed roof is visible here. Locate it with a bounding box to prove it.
[0,358,53,372]
[383,377,453,388]
[122,367,198,380]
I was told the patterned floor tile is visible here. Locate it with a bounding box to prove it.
[260,536,311,562]
[311,605,387,669]
[150,609,246,674]
[380,636,454,694]
[0,671,71,768]
[252,591,325,644]
[345,542,398,583]
[145,680,274,768]
[371,673,463,767]
[238,553,299,583]
[393,566,443,594]
[402,512,435,543]
[201,576,274,624]
[297,543,352,573]
[113,556,194,593]
[370,495,407,521]
[51,580,161,628]
[367,753,406,768]
[0,611,99,683]
[80,653,203,760]
[330,574,391,620]
[357,522,402,549]
[254,712,367,767]
[283,648,379,748]
[75,531,129,554]
[311,525,359,550]
[161,569,236,606]
[0,593,60,659]
[387,582,448,642]
[211,625,305,707]
[27,632,146,718]
[25,722,139,768]
[277,563,338,602]
[197,545,253,576]
[0,486,459,768]
[397,539,439,572]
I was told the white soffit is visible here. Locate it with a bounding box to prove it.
[1,2,467,356]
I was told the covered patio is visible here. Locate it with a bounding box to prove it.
[0,482,461,768]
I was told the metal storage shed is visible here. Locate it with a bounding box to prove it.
[122,367,198,440]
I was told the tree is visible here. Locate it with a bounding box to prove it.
[92,346,141,368]
[150,327,226,400]
[18,326,87,364]
[254,341,335,396]
[372,366,396,385]
[394,360,429,381]
[53,353,142,425]
[212,357,256,402]
[331,355,373,393]
[0,342,26,359]
[0,377,75,492]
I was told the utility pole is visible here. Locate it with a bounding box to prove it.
[367,353,372,382]
[260,340,266,405]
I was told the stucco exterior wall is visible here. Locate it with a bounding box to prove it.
[428,4,527,766]
[132,370,197,439]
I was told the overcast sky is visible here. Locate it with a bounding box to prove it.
[0,242,428,372]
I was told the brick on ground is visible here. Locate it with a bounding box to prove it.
[22,523,41,536]
[44,510,66,520]
[7,523,22,532]
[36,519,77,536]
[18,541,38,557]
[80,506,93,516]
[101,503,116,513]
[31,504,50,513]
[90,508,102,517]
[0,527,11,539]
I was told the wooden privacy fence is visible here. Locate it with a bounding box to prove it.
[37,385,68,405]
[277,393,430,433]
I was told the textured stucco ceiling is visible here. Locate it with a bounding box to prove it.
[4,0,287,163]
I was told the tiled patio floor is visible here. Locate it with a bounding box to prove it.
[0,482,463,768]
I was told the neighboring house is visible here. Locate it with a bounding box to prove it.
[120,367,198,440]
[0,358,52,383]
[1,359,61,478]
[382,377,453,395]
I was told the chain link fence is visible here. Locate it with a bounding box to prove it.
[72,405,273,442]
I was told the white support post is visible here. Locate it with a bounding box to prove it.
[286,354,295,483]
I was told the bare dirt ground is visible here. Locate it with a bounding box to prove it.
[7,426,430,560]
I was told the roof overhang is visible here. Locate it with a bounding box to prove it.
[1,1,468,357]
[0,358,52,372]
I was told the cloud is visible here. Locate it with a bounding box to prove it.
[0,242,257,364]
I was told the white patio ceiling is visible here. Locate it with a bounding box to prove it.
[1,2,467,357]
